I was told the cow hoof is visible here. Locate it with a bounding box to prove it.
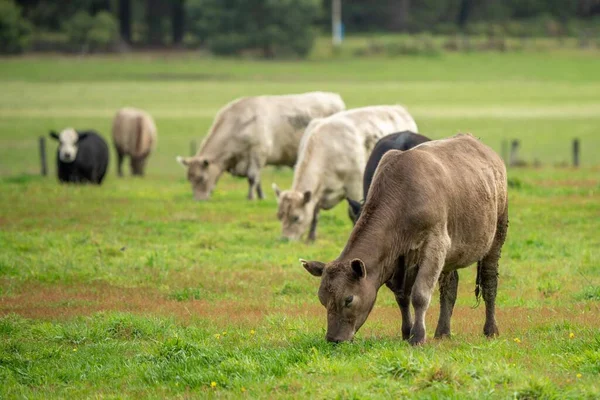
[409,336,426,346]
[484,324,499,338]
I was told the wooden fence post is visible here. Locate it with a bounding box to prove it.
[572,139,580,168]
[39,136,47,176]
[190,140,196,157]
[509,139,520,167]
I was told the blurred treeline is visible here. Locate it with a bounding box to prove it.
[1,0,599,56]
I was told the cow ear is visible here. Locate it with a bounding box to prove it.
[272,183,281,199]
[347,198,362,223]
[300,258,325,277]
[350,258,367,280]
[303,191,311,205]
[176,156,190,167]
[49,131,59,140]
[77,132,88,141]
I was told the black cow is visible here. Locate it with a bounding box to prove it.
[347,131,430,223]
[49,128,109,184]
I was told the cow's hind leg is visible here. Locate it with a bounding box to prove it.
[480,210,508,337]
[410,232,450,346]
[434,270,459,339]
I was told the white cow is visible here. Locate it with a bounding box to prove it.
[176,92,346,200]
[273,105,418,241]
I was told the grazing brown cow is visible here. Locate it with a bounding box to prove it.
[301,134,508,345]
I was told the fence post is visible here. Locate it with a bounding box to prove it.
[190,140,196,157]
[501,139,508,165]
[39,136,47,176]
[572,139,580,168]
[509,139,520,167]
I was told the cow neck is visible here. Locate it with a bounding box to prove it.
[337,217,398,289]
[292,156,326,206]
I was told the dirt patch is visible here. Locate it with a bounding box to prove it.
[2,282,598,336]
[0,282,265,325]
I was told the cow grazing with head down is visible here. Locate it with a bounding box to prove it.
[273,105,418,242]
[301,134,508,345]
[112,107,157,177]
[49,128,109,184]
[176,92,346,201]
[347,131,431,224]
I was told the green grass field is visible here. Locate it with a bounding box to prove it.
[1,50,599,398]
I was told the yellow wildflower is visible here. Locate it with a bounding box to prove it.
[569,332,575,339]
[73,348,77,352]
[241,387,246,392]
[222,331,227,336]
[214,333,221,339]
[211,381,217,388]
[250,330,256,335]
[576,373,582,379]
[513,338,521,344]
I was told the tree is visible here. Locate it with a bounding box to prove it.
[171,0,184,45]
[145,0,164,46]
[186,0,320,58]
[119,0,131,43]
[387,0,411,32]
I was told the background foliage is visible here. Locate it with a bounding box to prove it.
[2,0,600,56]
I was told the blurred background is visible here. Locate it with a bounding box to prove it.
[2,0,600,57]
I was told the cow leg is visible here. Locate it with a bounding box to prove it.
[307,208,319,242]
[255,181,264,200]
[130,157,146,176]
[247,157,263,200]
[116,150,124,177]
[480,210,508,338]
[386,258,418,341]
[247,177,256,200]
[434,270,459,339]
[409,233,450,346]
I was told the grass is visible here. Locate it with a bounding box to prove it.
[0,49,599,398]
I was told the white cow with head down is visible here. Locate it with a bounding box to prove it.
[177,92,346,201]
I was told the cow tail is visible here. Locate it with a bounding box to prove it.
[472,260,482,309]
[135,115,144,156]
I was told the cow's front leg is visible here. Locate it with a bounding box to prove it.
[255,181,264,200]
[247,176,256,200]
[247,156,264,200]
[410,233,450,345]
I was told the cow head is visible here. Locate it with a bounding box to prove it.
[301,258,377,343]
[176,156,223,201]
[50,128,87,163]
[273,183,314,241]
[346,197,363,225]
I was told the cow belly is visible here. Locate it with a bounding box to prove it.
[444,221,497,269]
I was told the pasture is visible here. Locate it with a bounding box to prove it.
[1,51,599,398]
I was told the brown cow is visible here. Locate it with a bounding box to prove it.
[301,134,508,345]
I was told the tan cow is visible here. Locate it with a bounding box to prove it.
[112,107,157,177]
[176,92,345,201]
[273,105,418,242]
[301,134,508,345]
